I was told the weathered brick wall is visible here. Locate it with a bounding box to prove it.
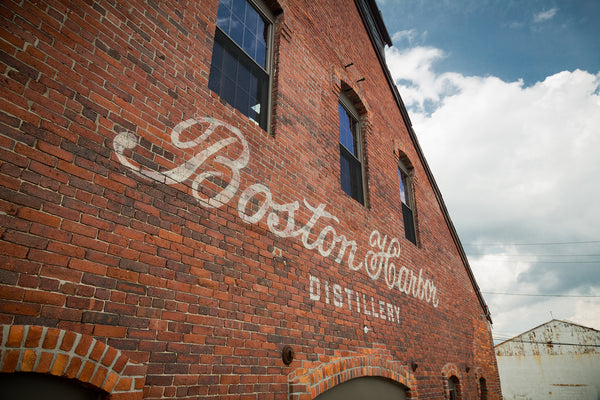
[0,0,501,399]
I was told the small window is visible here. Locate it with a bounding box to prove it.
[398,159,416,244]
[338,96,365,205]
[478,377,488,400]
[208,0,273,130]
[448,376,459,400]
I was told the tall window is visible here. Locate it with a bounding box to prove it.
[398,159,416,244]
[208,0,272,130]
[478,377,487,400]
[338,96,365,205]
[448,376,459,400]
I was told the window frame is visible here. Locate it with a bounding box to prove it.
[338,93,366,206]
[398,158,417,245]
[209,0,275,132]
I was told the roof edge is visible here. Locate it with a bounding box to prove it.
[495,319,600,348]
[353,0,491,323]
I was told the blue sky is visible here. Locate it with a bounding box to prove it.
[377,0,600,85]
[376,0,600,340]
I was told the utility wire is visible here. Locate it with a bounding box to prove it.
[465,240,600,246]
[482,292,600,298]
[472,260,599,264]
[494,339,600,348]
[467,253,600,257]
[474,260,600,264]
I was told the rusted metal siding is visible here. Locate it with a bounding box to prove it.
[495,320,600,399]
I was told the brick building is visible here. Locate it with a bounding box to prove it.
[0,0,501,399]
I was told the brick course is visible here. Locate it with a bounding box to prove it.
[0,0,501,398]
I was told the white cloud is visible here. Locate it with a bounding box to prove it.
[390,29,428,46]
[385,43,600,336]
[534,7,558,23]
[391,29,417,44]
[385,46,460,112]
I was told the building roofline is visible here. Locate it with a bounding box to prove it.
[494,319,600,348]
[364,0,393,46]
[354,0,492,323]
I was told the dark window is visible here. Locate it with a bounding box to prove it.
[479,377,488,400]
[339,100,364,205]
[0,372,106,400]
[448,376,459,400]
[209,0,271,130]
[398,161,416,244]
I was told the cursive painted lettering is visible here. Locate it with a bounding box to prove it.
[113,117,441,309]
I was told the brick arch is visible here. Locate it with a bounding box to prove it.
[441,362,463,399]
[473,367,488,400]
[0,325,146,400]
[288,355,417,400]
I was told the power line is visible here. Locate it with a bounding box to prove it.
[482,292,600,298]
[494,339,600,348]
[465,240,600,246]
[472,260,599,264]
[467,253,600,257]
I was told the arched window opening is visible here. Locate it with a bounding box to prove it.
[448,375,460,400]
[338,89,367,205]
[0,372,107,400]
[398,155,417,244]
[315,376,407,400]
[479,376,488,400]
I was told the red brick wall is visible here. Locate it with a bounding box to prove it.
[0,0,501,399]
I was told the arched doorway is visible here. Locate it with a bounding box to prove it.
[0,372,107,400]
[0,325,147,400]
[314,376,407,400]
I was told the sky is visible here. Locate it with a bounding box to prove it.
[376,0,600,342]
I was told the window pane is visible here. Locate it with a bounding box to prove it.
[245,2,267,67]
[350,156,364,202]
[256,40,266,68]
[216,0,231,30]
[222,48,237,80]
[340,154,353,197]
[232,0,247,22]
[216,0,267,68]
[340,145,363,205]
[338,104,355,154]
[245,7,259,37]
[402,203,416,244]
[243,30,258,61]
[208,27,269,130]
[236,90,250,118]
[248,72,269,129]
[398,168,407,204]
[230,14,244,44]
[222,76,237,105]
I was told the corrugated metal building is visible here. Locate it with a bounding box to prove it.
[495,319,600,400]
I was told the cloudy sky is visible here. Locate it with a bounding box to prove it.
[376,0,600,342]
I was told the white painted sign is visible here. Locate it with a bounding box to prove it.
[309,275,403,324]
[113,117,440,309]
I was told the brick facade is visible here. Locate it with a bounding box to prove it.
[0,0,501,398]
